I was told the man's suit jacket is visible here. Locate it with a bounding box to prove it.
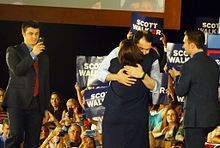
[3,42,50,114]
[174,52,220,128]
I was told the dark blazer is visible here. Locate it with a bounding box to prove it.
[174,52,220,128]
[3,42,50,114]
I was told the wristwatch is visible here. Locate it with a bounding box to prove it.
[141,72,146,80]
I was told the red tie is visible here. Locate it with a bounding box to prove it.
[33,61,39,97]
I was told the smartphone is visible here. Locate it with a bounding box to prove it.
[58,131,66,137]
[68,108,73,118]
[38,37,44,43]
[85,130,96,137]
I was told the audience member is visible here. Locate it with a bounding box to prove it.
[0,88,5,104]
[39,126,63,148]
[152,108,180,147]
[61,98,81,128]
[171,101,184,121]
[207,126,220,144]
[68,123,82,147]
[48,91,65,121]
[0,88,7,125]
[152,108,179,139]
[149,104,168,131]
[39,124,50,146]
[80,135,96,148]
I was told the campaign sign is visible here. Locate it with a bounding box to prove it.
[207,49,220,70]
[207,34,220,83]
[207,34,220,66]
[157,73,168,104]
[196,17,219,44]
[166,43,190,71]
[84,87,108,118]
[196,17,219,34]
[157,73,185,104]
[76,56,108,88]
[208,34,220,49]
[130,12,164,43]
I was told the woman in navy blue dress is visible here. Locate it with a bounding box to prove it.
[102,39,157,148]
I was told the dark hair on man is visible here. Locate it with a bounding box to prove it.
[171,101,183,109]
[133,30,154,44]
[0,88,5,93]
[118,39,144,66]
[21,20,41,32]
[184,29,205,49]
[2,118,9,127]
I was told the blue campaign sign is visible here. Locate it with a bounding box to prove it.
[196,17,219,34]
[84,87,108,118]
[166,43,190,71]
[130,12,164,43]
[208,34,220,49]
[207,34,220,84]
[207,34,220,70]
[157,73,185,104]
[196,17,219,44]
[157,73,168,104]
[76,56,109,88]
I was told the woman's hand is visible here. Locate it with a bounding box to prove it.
[124,64,144,79]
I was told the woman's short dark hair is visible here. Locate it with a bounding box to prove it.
[118,39,144,66]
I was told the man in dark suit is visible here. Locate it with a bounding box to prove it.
[3,20,50,147]
[169,29,220,148]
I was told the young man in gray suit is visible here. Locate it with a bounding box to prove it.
[3,20,50,148]
[169,29,220,148]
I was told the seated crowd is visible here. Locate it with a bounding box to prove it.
[0,80,219,148]
[0,86,102,148]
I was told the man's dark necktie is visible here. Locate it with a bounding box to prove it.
[33,61,39,97]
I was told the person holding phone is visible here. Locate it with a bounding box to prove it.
[60,98,81,128]
[3,20,50,147]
